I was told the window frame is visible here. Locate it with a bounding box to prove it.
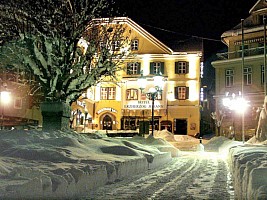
[126,88,138,100]
[175,61,189,74]
[225,69,234,88]
[100,87,116,100]
[126,62,141,75]
[150,62,164,75]
[174,86,189,100]
[244,66,252,85]
[131,39,139,51]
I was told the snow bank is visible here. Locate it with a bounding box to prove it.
[227,137,267,200]
[0,130,177,199]
[204,136,267,200]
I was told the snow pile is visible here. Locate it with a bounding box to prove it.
[227,136,267,200]
[204,136,241,152]
[153,129,176,142]
[0,130,177,199]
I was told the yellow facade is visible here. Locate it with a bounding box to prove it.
[72,17,202,136]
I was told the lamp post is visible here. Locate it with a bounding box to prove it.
[137,70,164,136]
[222,92,249,142]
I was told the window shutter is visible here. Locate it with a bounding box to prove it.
[161,62,165,74]
[175,62,178,74]
[150,62,154,74]
[137,62,141,74]
[127,63,131,75]
[186,62,189,73]
[186,87,189,99]
[174,87,178,99]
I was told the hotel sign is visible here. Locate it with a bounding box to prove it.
[123,100,166,110]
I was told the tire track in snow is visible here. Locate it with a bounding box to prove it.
[86,152,234,200]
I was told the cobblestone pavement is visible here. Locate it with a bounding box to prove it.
[85,152,235,200]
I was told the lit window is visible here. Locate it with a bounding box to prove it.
[175,61,189,74]
[101,87,116,100]
[126,89,138,100]
[127,62,141,75]
[131,39,139,50]
[174,86,189,100]
[225,69,234,87]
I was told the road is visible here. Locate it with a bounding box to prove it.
[86,151,234,200]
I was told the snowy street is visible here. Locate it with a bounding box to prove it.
[87,151,234,200]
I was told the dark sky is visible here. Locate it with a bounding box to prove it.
[114,0,257,58]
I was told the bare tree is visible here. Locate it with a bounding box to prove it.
[211,110,225,136]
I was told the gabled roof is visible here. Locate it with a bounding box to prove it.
[221,0,267,42]
[249,0,267,15]
[91,17,203,55]
[92,17,173,54]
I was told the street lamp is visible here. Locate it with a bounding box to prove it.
[0,85,11,130]
[137,70,164,136]
[222,92,249,142]
[222,92,249,114]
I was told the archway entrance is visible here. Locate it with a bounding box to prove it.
[102,115,112,130]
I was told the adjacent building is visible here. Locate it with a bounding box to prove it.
[212,0,267,139]
[72,17,203,136]
[0,66,42,129]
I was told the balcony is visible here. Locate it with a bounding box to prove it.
[216,46,265,60]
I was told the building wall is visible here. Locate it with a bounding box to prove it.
[0,80,42,129]
[71,18,202,135]
[212,2,267,139]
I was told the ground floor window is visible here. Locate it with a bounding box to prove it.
[121,116,160,131]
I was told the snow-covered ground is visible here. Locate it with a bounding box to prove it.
[0,129,266,199]
[205,136,267,200]
[0,129,178,199]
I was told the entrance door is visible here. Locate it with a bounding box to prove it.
[103,115,112,130]
[174,119,187,135]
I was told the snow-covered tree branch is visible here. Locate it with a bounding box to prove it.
[0,0,130,105]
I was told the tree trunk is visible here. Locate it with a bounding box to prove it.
[41,102,71,131]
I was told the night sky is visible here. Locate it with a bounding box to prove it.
[114,0,256,58]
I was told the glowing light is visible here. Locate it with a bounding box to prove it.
[148,87,157,93]
[188,80,198,101]
[223,93,249,114]
[0,91,11,105]
[188,54,198,79]
[154,74,164,90]
[142,54,151,76]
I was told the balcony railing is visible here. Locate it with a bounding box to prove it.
[216,46,265,60]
